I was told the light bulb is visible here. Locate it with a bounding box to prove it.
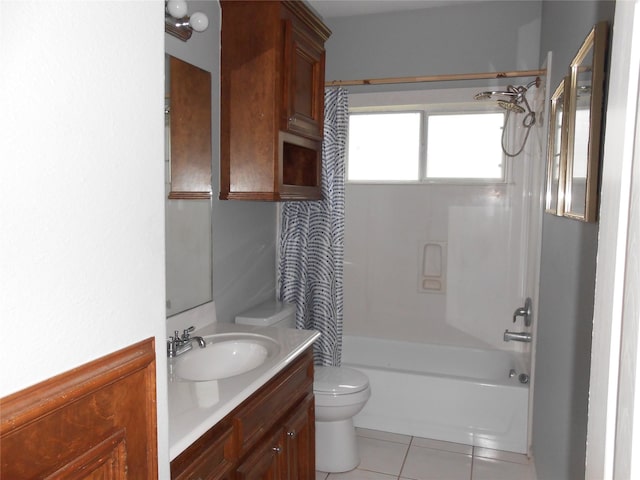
[189,12,209,32]
[167,0,188,18]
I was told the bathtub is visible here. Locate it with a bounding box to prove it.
[342,335,529,454]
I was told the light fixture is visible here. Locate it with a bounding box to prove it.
[165,0,209,42]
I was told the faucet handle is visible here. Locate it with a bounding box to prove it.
[512,307,526,322]
[182,326,195,340]
[512,297,532,327]
[167,336,176,357]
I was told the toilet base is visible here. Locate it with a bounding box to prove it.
[315,418,359,473]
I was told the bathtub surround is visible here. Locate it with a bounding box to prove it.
[344,87,539,352]
[278,88,349,366]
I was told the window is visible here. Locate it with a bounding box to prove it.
[347,105,506,183]
[348,112,422,181]
[426,113,504,179]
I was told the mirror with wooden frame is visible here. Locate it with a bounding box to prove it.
[165,55,213,317]
[564,21,608,222]
[545,77,569,216]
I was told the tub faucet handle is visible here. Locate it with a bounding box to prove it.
[512,297,532,327]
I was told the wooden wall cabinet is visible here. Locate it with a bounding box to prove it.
[170,348,315,480]
[220,1,331,201]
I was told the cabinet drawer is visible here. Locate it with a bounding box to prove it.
[234,349,313,457]
[171,419,235,480]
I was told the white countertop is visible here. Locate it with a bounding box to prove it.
[167,323,320,460]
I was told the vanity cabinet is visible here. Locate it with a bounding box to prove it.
[170,348,315,480]
[220,0,331,201]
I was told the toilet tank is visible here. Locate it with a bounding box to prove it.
[235,300,296,328]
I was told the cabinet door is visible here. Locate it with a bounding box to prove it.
[282,20,325,140]
[236,429,283,480]
[282,394,315,480]
[170,420,235,480]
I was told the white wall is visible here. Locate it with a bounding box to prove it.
[586,1,640,478]
[0,1,169,476]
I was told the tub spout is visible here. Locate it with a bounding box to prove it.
[503,330,532,343]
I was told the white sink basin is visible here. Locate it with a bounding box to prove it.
[173,333,280,382]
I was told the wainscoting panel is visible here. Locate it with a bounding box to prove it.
[1,338,157,479]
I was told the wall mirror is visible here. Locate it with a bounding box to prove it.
[564,21,608,222]
[165,54,213,316]
[545,77,569,216]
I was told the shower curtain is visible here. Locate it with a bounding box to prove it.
[277,87,348,366]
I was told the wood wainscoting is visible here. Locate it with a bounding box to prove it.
[1,338,158,479]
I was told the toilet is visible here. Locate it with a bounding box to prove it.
[235,300,371,473]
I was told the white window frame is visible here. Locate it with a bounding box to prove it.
[347,88,511,185]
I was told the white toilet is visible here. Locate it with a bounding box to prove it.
[235,300,371,473]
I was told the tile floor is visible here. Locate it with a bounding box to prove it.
[316,428,536,480]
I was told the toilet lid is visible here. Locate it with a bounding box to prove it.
[314,366,369,395]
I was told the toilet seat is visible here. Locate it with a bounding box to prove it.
[314,366,369,395]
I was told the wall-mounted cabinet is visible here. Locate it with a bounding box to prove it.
[220,0,331,201]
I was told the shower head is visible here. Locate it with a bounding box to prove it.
[473,77,540,102]
[473,90,518,101]
[497,99,526,113]
[473,91,492,100]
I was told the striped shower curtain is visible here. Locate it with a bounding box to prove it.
[277,88,348,366]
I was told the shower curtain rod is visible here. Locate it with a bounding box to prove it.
[325,68,546,87]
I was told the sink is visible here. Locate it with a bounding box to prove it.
[172,333,280,382]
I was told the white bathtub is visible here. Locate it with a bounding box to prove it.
[342,335,529,454]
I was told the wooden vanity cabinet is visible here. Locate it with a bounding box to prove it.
[220,1,331,201]
[170,348,315,480]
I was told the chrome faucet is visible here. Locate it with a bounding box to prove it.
[503,330,532,343]
[167,326,206,358]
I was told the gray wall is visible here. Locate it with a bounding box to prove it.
[325,0,542,92]
[166,1,276,324]
[533,2,615,479]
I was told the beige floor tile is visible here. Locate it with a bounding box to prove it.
[472,457,536,480]
[327,469,398,479]
[411,437,473,455]
[401,446,472,480]
[357,436,410,476]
